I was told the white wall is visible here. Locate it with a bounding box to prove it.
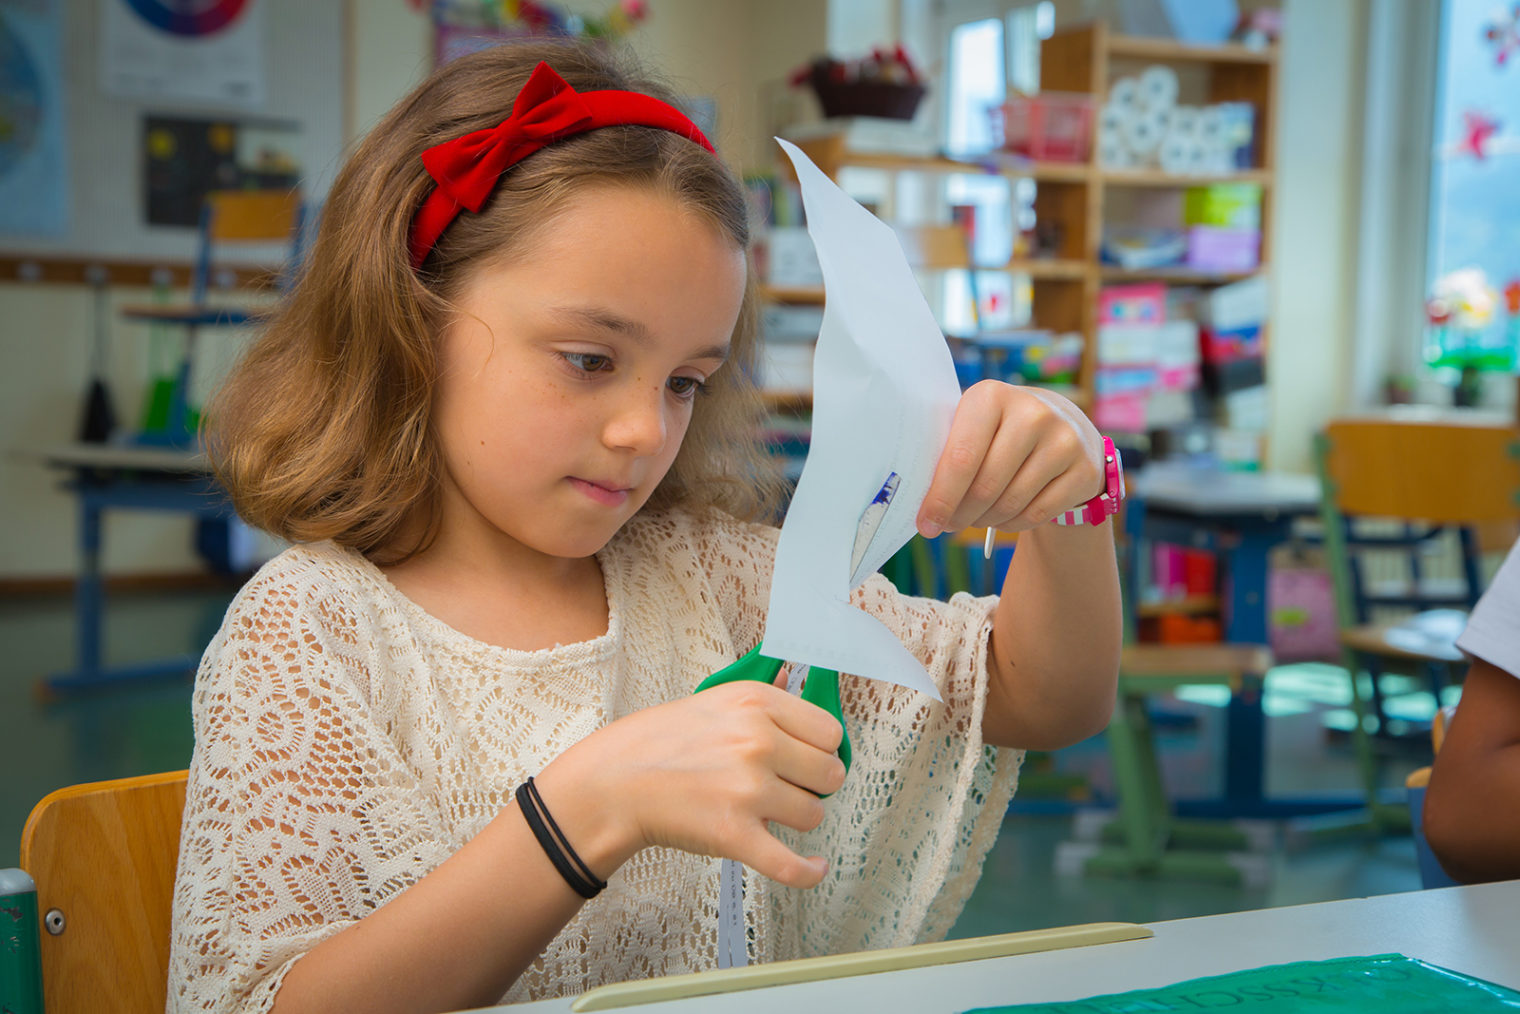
[1264,0,1367,471]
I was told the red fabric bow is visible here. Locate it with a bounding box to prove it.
[408,62,715,268]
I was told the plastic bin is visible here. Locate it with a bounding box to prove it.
[992,92,1094,163]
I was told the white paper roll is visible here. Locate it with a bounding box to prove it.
[1139,65,1179,111]
[1099,136,1133,168]
[1169,105,1201,140]
[1120,107,1165,155]
[1099,102,1128,135]
[1185,140,1213,173]
[1158,132,1194,174]
[1109,76,1141,110]
[1199,145,1233,174]
[1197,105,1227,145]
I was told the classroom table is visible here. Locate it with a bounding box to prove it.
[17,442,233,693]
[1124,464,1335,820]
[483,880,1520,1013]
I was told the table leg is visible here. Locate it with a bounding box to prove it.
[76,490,103,679]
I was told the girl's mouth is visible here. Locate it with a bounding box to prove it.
[569,477,632,507]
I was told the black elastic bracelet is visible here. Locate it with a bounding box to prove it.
[523,777,607,894]
[515,778,607,899]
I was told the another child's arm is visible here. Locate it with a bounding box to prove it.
[914,381,1122,751]
[1422,655,1520,883]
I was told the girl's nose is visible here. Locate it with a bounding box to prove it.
[602,382,668,456]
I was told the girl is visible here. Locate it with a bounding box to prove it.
[168,38,1121,1014]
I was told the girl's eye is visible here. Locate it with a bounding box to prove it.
[564,352,612,374]
[668,375,706,399]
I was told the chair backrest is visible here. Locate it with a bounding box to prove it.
[194,189,306,303]
[19,770,187,1014]
[1317,413,1520,628]
[1319,413,1520,524]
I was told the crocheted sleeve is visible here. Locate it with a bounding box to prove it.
[167,550,443,1014]
[689,515,1022,957]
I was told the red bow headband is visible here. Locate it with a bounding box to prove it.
[408,61,716,268]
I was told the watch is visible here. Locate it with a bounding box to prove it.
[1053,436,1124,526]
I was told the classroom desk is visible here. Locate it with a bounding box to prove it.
[1124,464,1333,820]
[485,880,1520,1013]
[18,442,232,693]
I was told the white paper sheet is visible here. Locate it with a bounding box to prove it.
[760,139,965,700]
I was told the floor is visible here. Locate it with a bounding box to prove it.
[0,584,1434,936]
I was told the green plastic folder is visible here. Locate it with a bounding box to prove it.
[966,954,1520,1013]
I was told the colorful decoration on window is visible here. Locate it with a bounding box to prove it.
[1484,3,1520,66]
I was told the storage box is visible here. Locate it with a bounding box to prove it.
[1186,226,1260,273]
[992,92,1094,163]
[1199,275,1269,331]
[766,227,823,287]
[1184,184,1262,229]
[1098,283,1167,325]
[757,340,815,391]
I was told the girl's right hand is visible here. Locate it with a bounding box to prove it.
[535,677,847,889]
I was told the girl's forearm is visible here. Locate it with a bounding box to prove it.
[270,758,637,1014]
[985,521,1122,750]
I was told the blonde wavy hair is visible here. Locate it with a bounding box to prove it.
[206,39,783,564]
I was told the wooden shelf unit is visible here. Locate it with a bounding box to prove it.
[760,22,1278,413]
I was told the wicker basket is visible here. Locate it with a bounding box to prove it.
[810,69,925,120]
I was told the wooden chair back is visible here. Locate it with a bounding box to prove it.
[204,189,303,242]
[19,770,188,1014]
[1320,414,1520,524]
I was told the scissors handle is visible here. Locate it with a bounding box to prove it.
[694,643,852,777]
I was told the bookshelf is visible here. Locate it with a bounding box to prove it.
[759,22,1278,418]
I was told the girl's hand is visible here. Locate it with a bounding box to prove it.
[541,674,846,890]
[917,381,1105,538]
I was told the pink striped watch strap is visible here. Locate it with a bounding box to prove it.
[1053,437,1123,526]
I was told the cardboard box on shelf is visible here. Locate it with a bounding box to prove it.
[766,226,823,287]
[1186,225,1260,273]
[1184,183,1262,230]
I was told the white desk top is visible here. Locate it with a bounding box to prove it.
[12,441,210,474]
[487,881,1520,1014]
[1132,464,1322,516]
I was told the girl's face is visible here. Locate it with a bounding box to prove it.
[430,184,746,565]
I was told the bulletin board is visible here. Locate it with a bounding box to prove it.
[0,0,345,267]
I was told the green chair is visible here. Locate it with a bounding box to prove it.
[1060,642,1275,886]
[1315,413,1520,831]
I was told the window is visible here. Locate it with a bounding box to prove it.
[1425,0,1520,366]
[934,1,1054,334]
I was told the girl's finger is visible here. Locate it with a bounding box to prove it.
[1019,468,1106,526]
[767,731,848,797]
[764,687,846,756]
[760,777,831,834]
[733,828,829,889]
[975,426,1094,528]
[917,382,1003,537]
[942,415,1040,533]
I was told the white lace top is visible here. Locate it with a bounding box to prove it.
[166,510,1022,1012]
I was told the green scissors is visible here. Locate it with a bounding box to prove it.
[694,642,852,782]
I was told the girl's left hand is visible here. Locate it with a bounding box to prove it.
[916,380,1106,538]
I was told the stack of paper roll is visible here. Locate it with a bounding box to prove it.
[1099,65,1238,173]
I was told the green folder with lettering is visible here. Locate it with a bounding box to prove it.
[967,954,1520,1013]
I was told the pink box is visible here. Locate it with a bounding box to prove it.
[1186,226,1260,273]
[1098,283,1167,325]
[1094,391,1148,433]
